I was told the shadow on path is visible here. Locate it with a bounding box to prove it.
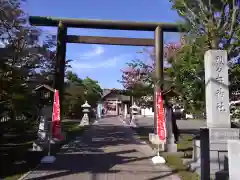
[24,117,180,180]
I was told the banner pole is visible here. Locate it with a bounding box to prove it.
[48,121,52,156]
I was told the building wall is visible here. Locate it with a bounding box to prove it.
[102,92,131,116]
[141,108,154,116]
[103,94,120,116]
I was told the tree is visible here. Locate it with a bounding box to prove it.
[170,0,239,56]
[0,0,103,122]
[0,0,42,120]
[166,37,206,113]
[63,71,84,118]
[82,77,102,107]
[120,42,182,101]
[63,72,102,118]
[0,0,26,44]
[0,0,60,121]
[168,0,240,113]
[65,71,83,85]
[121,1,240,114]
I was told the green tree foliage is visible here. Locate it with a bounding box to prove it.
[168,0,240,113]
[63,71,85,118]
[63,71,102,118]
[82,77,102,107]
[0,0,42,120]
[170,0,239,55]
[120,45,182,105]
[0,0,103,122]
[167,37,207,113]
[121,0,239,114]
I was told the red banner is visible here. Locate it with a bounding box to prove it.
[52,90,63,140]
[156,91,166,141]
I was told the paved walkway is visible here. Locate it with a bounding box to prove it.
[23,117,180,180]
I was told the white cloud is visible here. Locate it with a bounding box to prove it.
[80,45,104,59]
[71,54,129,71]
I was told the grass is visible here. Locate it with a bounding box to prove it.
[133,127,200,180]
[1,120,86,180]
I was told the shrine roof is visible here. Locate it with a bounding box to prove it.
[101,88,130,100]
[34,84,54,92]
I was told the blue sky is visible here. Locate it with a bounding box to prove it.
[23,0,181,89]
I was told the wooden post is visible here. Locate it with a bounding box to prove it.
[154,26,164,133]
[54,21,67,120]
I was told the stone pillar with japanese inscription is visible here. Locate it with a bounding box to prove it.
[204,50,230,128]
[190,50,240,176]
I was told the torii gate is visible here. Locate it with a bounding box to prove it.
[29,16,181,134]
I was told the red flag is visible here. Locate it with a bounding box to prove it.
[155,91,166,141]
[52,90,63,140]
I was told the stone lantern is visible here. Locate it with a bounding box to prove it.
[80,101,91,126]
